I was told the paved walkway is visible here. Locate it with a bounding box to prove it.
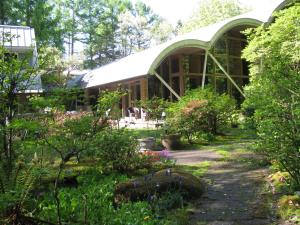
[169,143,281,225]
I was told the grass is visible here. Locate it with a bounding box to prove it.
[176,161,211,177]
[216,150,230,160]
[278,195,300,222]
[127,128,164,139]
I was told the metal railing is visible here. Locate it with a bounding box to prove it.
[0,25,36,49]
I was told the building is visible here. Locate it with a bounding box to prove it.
[79,0,290,116]
[0,25,42,109]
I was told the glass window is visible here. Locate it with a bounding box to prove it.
[215,57,227,74]
[189,55,202,73]
[172,77,180,100]
[135,83,141,101]
[229,58,242,76]
[214,38,227,55]
[171,58,179,73]
[206,57,214,74]
[216,77,227,94]
[228,39,241,57]
[148,76,155,98]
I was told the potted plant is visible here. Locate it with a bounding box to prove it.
[161,123,181,150]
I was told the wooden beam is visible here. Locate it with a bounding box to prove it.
[179,55,184,96]
[168,57,173,101]
[208,53,245,98]
[153,71,181,100]
[140,78,148,100]
[201,50,208,89]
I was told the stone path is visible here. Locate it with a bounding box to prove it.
[170,143,278,225]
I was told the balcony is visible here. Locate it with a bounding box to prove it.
[0,25,36,53]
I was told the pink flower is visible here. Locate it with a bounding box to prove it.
[160,149,170,158]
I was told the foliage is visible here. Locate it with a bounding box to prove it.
[180,0,249,34]
[38,46,83,90]
[117,2,174,55]
[277,195,300,222]
[8,0,63,49]
[36,170,161,225]
[0,39,40,211]
[268,171,295,194]
[138,97,169,121]
[93,128,142,172]
[242,4,300,187]
[2,0,173,67]
[0,163,49,225]
[96,89,126,122]
[166,88,236,143]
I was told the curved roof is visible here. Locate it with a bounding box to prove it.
[84,0,288,88]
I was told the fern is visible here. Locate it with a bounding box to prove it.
[0,157,49,224]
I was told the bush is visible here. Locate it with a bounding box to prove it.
[242,4,300,188]
[94,129,143,172]
[138,97,169,121]
[166,87,236,143]
[37,170,161,225]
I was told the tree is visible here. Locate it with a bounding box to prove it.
[117,1,173,55]
[0,38,38,177]
[53,0,82,56]
[12,0,64,49]
[151,20,175,45]
[242,4,300,187]
[0,0,16,24]
[0,34,48,224]
[180,0,249,34]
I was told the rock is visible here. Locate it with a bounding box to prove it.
[295,191,300,197]
[114,168,205,205]
[161,134,181,150]
[138,137,156,151]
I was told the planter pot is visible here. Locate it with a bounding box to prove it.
[161,134,181,150]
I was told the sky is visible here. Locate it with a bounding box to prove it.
[134,0,281,25]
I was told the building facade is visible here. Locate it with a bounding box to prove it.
[0,25,42,111]
[78,0,289,116]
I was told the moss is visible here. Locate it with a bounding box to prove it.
[216,150,230,160]
[114,169,205,205]
[278,195,300,221]
[176,162,211,177]
[268,171,292,194]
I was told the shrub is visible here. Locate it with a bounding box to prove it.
[37,171,160,225]
[166,87,236,143]
[242,4,300,188]
[94,129,142,172]
[138,97,169,121]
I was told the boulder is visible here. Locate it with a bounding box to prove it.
[114,168,205,205]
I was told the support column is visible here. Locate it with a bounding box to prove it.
[128,84,132,106]
[83,88,91,111]
[121,95,126,117]
[168,57,173,101]
[179,55,184,96]
[140,78,148,101]
[202,50,208,89]
[208,53,245,98]
[153,71,181,100]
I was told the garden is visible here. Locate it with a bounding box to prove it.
[1,2,300,225]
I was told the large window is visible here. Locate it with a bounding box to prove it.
[148,76,162,98]
[215,77,227,94]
